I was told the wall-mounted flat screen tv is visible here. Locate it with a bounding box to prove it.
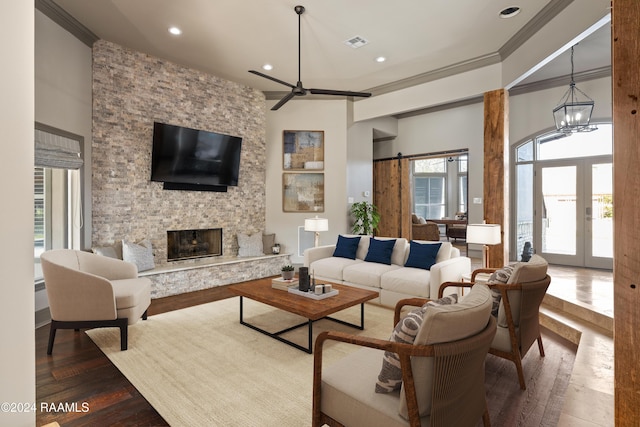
[151,122,242,190]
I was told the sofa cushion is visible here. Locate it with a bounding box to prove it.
[343,262,401,289]
[355,236,408,266]
[322,347,407,427]
[365,238,397,265]
[376,294,459,393]
[380,268,432,298]
[333,235,361,259]
[404,241,441,270]
[310,257,362,282]
[237,232,264,257]
[399,284,492,419]
[122,239,155,272]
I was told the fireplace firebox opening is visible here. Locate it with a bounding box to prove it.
[167,228,222,261]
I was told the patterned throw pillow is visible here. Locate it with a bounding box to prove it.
[375,294,459,393]
[487,264,516,316]
[237,232,264,257]
[122,239,155,272]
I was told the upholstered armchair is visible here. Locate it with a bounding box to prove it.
[439,255,550,389]
[312,284,496,427]
[411,213,441,241]
[41,249,152,355]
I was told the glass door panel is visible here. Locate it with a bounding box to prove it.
[587,161,613,268]
[536,165,583,265]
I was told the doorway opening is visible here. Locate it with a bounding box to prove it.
[513,123,612,269]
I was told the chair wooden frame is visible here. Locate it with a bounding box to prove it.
[312,299,496,427]
[440,269,551,390]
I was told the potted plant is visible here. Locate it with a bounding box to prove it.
[281,265,295,280]
[351,201,380,235]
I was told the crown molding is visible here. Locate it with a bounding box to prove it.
[509,66,611,96]
[499,0,574,60]
[36,0,98,47]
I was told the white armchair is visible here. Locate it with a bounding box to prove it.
[41,249,151,355]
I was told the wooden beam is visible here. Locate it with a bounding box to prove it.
[483,89,509,267]
[612,0,640,425]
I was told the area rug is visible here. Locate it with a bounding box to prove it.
[86,297,394,427]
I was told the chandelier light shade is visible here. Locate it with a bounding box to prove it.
[466,224,501,268]
[304,216,329,247]
[552,45,597,134]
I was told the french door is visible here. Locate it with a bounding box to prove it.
[535,156,612,268]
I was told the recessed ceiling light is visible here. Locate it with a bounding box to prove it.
[262,64,273,71]
[168,26,182,35]
[375,56,386,63]
[499,6,521,18]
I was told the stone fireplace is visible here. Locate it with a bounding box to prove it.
[167,228,222,261]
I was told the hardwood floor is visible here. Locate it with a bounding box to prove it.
[36,281,576,427]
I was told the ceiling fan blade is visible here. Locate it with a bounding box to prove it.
[271,91,296,111]
[309,88,372,98]
[249,70,296,89]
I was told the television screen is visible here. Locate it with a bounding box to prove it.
[151,122,242,189]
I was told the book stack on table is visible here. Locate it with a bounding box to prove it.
[271,277,299,291]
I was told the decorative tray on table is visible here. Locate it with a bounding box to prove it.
[288,286,339,300]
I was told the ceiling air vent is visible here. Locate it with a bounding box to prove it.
[344,36,369,49]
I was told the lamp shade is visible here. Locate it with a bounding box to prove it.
[304,216,328,232]
[466,224,501,245]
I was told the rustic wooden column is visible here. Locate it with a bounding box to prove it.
[483,89,508,267]
[612,1,640,424]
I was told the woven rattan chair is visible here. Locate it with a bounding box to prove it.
[312,284,496,427]
[439,255,550,390]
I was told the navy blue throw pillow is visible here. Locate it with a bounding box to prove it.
[405,241,442,270]
[332,235,361,259]
[364,238,396,265]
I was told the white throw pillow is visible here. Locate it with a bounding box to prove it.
[237,232,264,257]
[122,239,155,272]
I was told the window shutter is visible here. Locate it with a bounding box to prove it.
[34,129,83,169]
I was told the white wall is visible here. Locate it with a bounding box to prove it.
[35,9,93,249]
[0,3,35,426]
[379,102,485,226]
[34,10,93,316]
[265,99,349,264]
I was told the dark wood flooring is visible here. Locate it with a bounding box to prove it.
[36,281,576,427]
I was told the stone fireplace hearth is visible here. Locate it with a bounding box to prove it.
[167,228,222,262]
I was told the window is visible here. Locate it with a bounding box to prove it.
[413,158,447,219]
[34,125,84,282]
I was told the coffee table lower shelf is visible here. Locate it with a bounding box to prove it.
[238,296,366,354]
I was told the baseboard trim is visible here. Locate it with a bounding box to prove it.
[36,307,52,329]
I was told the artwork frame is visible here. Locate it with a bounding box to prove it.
[283,130,324,170]
[282,173,325,212]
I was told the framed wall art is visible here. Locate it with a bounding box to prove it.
[282,173,324,212]
[283,130,324,170]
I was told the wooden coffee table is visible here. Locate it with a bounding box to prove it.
[228,279,379,353]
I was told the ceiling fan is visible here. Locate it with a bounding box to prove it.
[249,5,372,111]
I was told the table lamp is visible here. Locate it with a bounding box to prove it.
[304,216,329,247]
[466,224,501,268]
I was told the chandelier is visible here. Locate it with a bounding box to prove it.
[552,45,597,134]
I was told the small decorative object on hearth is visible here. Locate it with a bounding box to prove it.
[281,265,295,280]
[272,243,281,254]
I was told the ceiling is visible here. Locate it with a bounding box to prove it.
[49,0,611,99]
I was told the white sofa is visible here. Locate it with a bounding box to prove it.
[304,235,471,307]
